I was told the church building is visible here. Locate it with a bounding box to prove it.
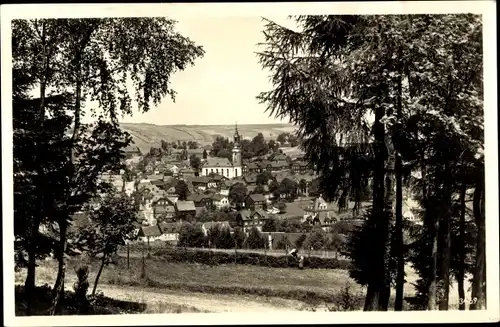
[201,124,242,179]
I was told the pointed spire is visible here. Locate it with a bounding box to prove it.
[233,121,241,147]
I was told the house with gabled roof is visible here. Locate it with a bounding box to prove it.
[150,178,165,189]
[206,173,227,188]
[302,195,336,229]
[235,209,270,232]
[297,161,312,174]
[219,181,231,196]
[211,193,230,210]
[153,197,176,223]
[245,193,267,211]
[187,192,215,209]
[158,222,182,243]
[179,167,196,178]
[137,225,163,243]
[268,152,288,163]
[247,162,261,174]
[175,200,197,220]
[190,176,211,191]
[270,161,290,172]
[165,186,178,203]
[243,174,257,186]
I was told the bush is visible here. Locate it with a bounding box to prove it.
[295,233,307,249]
[152,248,350,270]
[245,227,267,249]
[332,281,364,311]
[72,266,91,314]
[178,222,206,248]
[15,283,147,316]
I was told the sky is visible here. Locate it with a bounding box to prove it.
[115,16,293,126]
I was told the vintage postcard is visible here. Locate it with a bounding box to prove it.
[1,1,498,326]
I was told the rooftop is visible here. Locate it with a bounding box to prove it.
[253,209,270,219]
[158,222,182,234]
[138,225,162,237]
[187,148,205,154]
[237,209,252,221]
[190,176,211,184]
[244,174,257,183]
[176,200,196,212]
[204,157,233,168]
[246,162,259,169]
[248,193,267,202]
[154,204,176,214]
[211,194,226,201]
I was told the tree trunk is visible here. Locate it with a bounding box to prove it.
[364,101,390,311]
[92,254,106,297]
[50,80,82,315]
[26,21,50,314]
[382,135,395,311]
[438,174,452,310]
[24,225,38,315]
[470,178,486,310]
[418,152,438,311]
[438,208,451,311]
[364,284,379,311]
[394,149,404,310]
[50,48,84,314]
[379,286,391,311]
[50,221,67,315]
[427,213,439,311]
[394,56,405,311]
[457,182,467,310]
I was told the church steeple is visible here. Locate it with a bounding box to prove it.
[232,122,242,170]
[233,121,241,147]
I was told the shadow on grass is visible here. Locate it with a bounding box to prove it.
[107,275,366,309]
[15,284,147,316]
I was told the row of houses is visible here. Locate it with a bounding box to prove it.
[135,221,344,251]
[241,157,312,175]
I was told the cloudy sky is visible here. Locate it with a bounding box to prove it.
[118,16,293,126]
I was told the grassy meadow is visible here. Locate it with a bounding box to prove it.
[15,250,470,314]
[15,255,365,314]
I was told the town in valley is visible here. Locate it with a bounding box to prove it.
[8,6,492,320]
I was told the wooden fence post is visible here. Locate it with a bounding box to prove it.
[141,241,146,279]
[234,238,237,265]
[127,242,130,270]
[147,237,150,257]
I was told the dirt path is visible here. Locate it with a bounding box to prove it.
[96,285,309,313]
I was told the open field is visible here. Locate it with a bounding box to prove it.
[121,123,297,154]
[15,255,365,313]
[15,251,471,314]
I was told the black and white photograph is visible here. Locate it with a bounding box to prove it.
[1,1,498,326]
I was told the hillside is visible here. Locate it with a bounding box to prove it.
[120,123,297,154]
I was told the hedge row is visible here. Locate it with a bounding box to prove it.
[127,241,174,252]
[152,248,350,270]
